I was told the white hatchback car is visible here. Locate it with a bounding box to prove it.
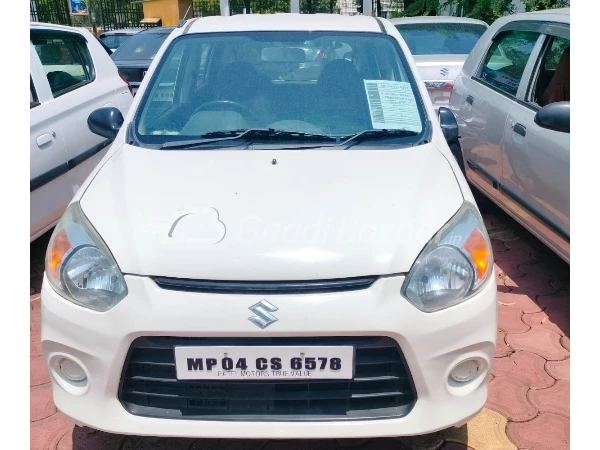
[30,23,133,242]
[390,16,488,111]
[41,14,497,439]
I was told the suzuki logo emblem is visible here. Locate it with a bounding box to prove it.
[440,67,450,76]
[248,300,279,329]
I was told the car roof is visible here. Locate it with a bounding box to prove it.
[139,26,176,34]
[388,16,488,27]
[491,7,570,27]
[185,13,384,34]
[505,8,571,23]
[100,28,143,36]
[30,22,87,34]
[526,7,569,16]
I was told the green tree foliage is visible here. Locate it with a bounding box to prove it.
[438,0,514,24]
[524,0,569,11]
[301,0,340,13]
[401,0,440,16]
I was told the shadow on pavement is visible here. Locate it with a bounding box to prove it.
[475,191,569,339]
[69,424,469,449]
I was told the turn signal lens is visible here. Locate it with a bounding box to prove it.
[47,229,72,280]
[462,228,490,281]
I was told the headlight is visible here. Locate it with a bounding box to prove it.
[401,202,493,312]
[45,202,127,312]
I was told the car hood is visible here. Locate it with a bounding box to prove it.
[412,54,467,82]
[80,144,463,280]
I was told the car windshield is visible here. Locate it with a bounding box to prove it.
[134,31,427,147]
[395,23,487,55]
[99,34,134,50]
[111,30,171,61]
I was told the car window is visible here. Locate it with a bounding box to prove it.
[31,31,94,97]
[135,31,426,145]
[111,31,171,61]
[99,34,133,50]
[477,30,540,97]
[395,23,487,55]
[529,36,570,107]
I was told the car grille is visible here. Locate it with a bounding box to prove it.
[151,276,378,295]
[119,336,416,421]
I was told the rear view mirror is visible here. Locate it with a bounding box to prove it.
[438,107,459,144]
[534,101,569,133]
[88,107,124,140]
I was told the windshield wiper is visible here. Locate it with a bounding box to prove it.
[160,128,336,150]
[339,129,420,149]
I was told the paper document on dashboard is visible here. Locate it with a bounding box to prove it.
[363,80,422,132]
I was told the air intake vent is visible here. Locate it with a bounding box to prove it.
[151,276,378,295]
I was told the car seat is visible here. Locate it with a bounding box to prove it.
[315,59,370,134]
[541,47,570,106]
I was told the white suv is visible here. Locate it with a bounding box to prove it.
[41,14,497,439]
[30,23,133,242]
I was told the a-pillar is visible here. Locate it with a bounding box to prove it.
[220,0,230,16]
[362,0,373,16]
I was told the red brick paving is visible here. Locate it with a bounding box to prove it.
[507,413,569,450]
[486,377,538,422]
[505,328,569,361]
[527,380,569,418]
[545,359,569,381]
[30,206,569,449]
[490,352,554,389]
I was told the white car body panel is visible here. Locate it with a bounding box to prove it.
[30,23,133,241]
[80,143,463,280]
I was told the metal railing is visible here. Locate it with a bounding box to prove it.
[30,0,72,25]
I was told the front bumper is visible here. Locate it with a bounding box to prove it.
[41,273,497,439]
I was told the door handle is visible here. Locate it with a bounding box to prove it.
[466,95,474,105]
[36,132,55,149]
[512,123,526,137]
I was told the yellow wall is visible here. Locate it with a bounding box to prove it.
[142,0,193,27]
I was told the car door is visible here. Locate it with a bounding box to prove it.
[31,28,130,196]
[455,27,541,200]
[30,45,72,241]
[501,26,570,259]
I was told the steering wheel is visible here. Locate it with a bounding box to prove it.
[192,100,258,123]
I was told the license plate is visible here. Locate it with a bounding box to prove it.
[174,346,354,380]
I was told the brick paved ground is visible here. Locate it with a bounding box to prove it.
[30,201,569,450]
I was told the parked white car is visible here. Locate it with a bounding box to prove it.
[30,23,133,242]
[390,16,488,111]
[42,14,497,439]
[447,8,570,263]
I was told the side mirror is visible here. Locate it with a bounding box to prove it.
[438,107,459,144]
[534,101,569,133]
[88,107,124,140]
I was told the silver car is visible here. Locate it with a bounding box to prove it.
[390,16,488,111]
[446,8,570,263]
